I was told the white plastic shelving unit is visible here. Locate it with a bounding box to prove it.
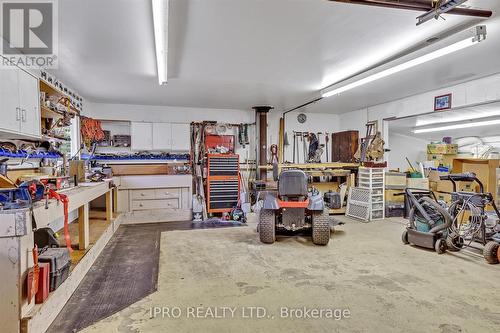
[358,167,385,221]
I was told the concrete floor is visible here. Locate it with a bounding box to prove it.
[81,216,500,333]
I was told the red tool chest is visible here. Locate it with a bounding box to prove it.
[206,154,240,213]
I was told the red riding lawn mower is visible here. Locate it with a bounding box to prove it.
[259,169,330,245]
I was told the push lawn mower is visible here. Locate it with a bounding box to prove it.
[259,169,330,245]
[401,188,453,254]
[440,173,500,264]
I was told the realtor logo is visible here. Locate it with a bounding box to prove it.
[1,0,58,68]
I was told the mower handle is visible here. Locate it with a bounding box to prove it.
[439,172,484,193]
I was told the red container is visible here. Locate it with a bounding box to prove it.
[205,135,235,153]
[35,263,50,304]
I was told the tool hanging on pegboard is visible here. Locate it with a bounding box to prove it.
[238,124,249,148]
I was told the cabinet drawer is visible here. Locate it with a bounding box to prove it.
[132,199,179,210]
[155,188,180,199]
[131,189,156,200]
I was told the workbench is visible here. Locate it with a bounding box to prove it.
[258,162,359,214]
[0,180,117,333]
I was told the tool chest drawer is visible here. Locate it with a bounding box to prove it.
[131,189,156,200]
[132,198,179,211]
[155,188,181,199]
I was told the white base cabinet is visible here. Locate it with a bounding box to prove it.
[115,175,192,223]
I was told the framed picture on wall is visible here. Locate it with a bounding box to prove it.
[434,94,452,111]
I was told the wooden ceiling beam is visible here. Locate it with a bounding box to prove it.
[328,0,492,18]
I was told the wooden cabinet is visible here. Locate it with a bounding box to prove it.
[131,122,153,150]
[0,65,40,139]
[332,130,359,163]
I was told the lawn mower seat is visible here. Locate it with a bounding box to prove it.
[278,170,308,199]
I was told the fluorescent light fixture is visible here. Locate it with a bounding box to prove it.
[152,0,169,85]
[416,109,500,127]
[413,118,500,134]
[322,26,486,98]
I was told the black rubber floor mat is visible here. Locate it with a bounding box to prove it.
[47,221,240,333]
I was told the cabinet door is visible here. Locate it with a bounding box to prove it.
[171,123,190,151]
[0,67,21,133]
[131,122,153,151]
[18,70,41,137]
[152,123,172,151]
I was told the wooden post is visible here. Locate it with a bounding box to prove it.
[106,190,113,221]
[78,203,90,250]
[112,187,118,213]
[278,117,284,163]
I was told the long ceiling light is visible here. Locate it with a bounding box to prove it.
[413,117,500,134]
[152,0,169,85]
[321,26,487,98]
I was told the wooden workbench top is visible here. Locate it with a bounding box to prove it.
[32,180,113,229]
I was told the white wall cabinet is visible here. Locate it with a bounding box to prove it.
[130,122,153,150]
[152,122,172,150]
[131,122,189,152]
[171,123,191,151]
[18,70,41,137]
[0,66,40,139]
[0,67,21,133]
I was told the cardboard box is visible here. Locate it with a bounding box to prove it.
[407,178,429,190]
[428,170,448,183]
[385,189,405,203]
[427,144,458,155]
[429,181,438,191]
[385,172,406,188]
[427,154,457,167]
[436,180,475,193]
[435,180,475,203]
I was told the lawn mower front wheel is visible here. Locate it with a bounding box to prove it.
[312,211,330,246]
[259,209,276,244]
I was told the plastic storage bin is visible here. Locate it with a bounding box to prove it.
[38,248,71,292]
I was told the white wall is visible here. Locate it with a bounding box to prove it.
[387,132,428,172]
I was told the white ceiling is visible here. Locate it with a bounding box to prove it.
[51,0,500,112]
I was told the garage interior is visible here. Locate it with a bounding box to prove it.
[1,0,500,332]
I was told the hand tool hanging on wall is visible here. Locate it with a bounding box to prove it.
[302,133,308,163]
[325,133,329,162]
[308,133,319,162]
[237,124,249,148]
[292,132,297,163]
